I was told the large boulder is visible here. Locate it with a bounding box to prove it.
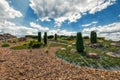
[87,53,100,59]
[110,43,117,46]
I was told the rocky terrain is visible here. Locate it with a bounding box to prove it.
[0,33,16,40]
[0,47,120,80]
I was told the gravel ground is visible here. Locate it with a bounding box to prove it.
[0,47,120,80]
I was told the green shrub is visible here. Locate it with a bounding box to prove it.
[48,35,54,39]
[32,42,42,48]
[76,32,84,53]
[2,43,10,47]
[44,32,47,45]
[28,41,42,48]
[38,32,41,42]
[90,31,97,43]
[11,45,27,50]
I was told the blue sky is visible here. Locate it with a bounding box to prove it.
[0,0,120,41]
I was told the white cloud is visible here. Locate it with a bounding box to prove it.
[0,0,22,19]
[30,22,49,31]
[82,21,98,27]
[29,0,116,27]
[48,29,76,36]
[0,21,37,37]
[82,22,120,41]
[118,14,120,17]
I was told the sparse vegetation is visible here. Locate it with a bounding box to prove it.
[10,45,27,50]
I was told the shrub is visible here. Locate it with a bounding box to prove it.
[48,35,54,39]
[2,43,10,47]
[90,31,97,43]
[55,34,57,41]
[44,32,47,45]
[83,36,89,39]
[76,32,84,53]
[38,32,41,42]
[11,45,27,50]
[32,42,42,48]
[28,41,42,48]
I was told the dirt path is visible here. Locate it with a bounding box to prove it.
[0,47,120,80]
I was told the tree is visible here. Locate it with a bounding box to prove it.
[55,34,57,41]
[76,32,84,52]
[44,32,47,45]
[38,32,41,42]
[90,31,97,43]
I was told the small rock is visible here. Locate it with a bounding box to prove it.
[87,53,99,59]
[70,49,77,53]
[67,45,72,48]
[72,43,75,45]
[106,52,117,58]
[110,43,117,46]
[60,48,66,51]
[0,59,6,62]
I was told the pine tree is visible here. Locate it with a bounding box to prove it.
[55,34,57,41]
[38,32,41,42]
[90,31,97,43]
[44,32,47,45]
[76,32,84,52]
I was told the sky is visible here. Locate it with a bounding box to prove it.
[0,0,120,41]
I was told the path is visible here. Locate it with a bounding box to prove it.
[0,47,120,79]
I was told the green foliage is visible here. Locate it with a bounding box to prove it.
[76,32,84,52]
[55,34,57,41]
[56,47,120,70]
[90,31,97,43]
[25,35,37,39]
[44,32,47,45]
[10,45,27,50]
[38,32,41,42]
[47,35,54,39]
[28,41,42,48]
[83,36,89,39]
[2,43,10,47]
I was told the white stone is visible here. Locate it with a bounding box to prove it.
[70,49,77,53]
[60,48,66,51]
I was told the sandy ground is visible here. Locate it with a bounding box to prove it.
[0,47,120,80]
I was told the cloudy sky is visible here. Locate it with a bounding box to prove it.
[0,0,120,41]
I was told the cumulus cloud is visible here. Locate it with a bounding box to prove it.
[0,0,22,19]
[0,21,37,37]
[29,0,116,27]
[48,29,76,36]
[82,21,98,27]
[30,22,49,31]
[82,22,120,41]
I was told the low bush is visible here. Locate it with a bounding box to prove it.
[28,41,42,48]
[2,43,10,47]
[11,45,27,50]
